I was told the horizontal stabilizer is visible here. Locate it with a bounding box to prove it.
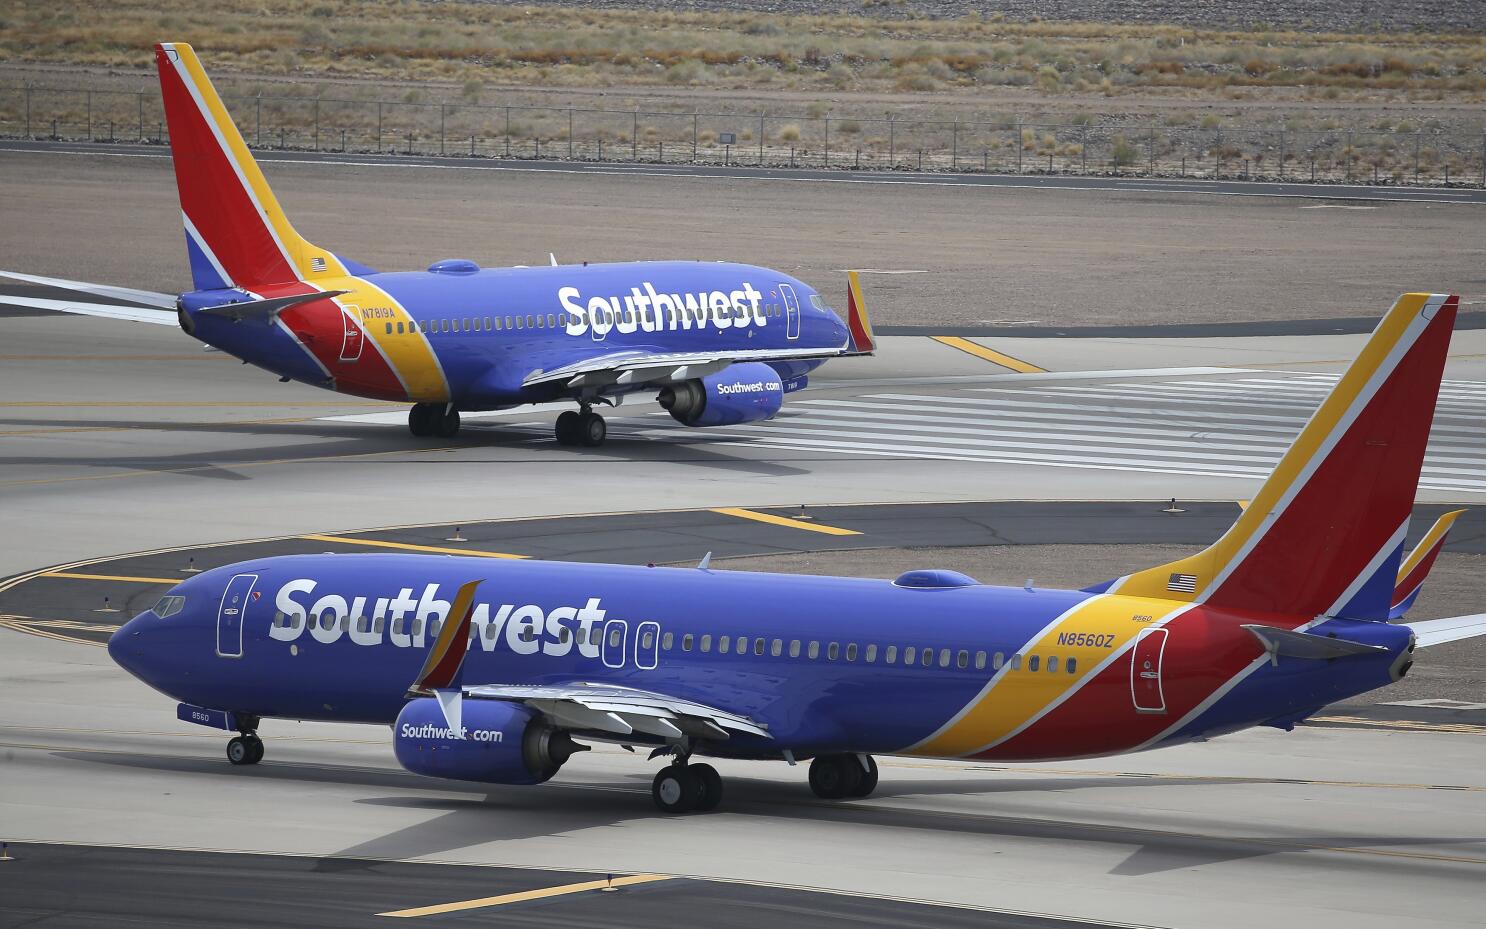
[844,270,875,356]
[197,290,350,322]
[406,579,483,698]
[0,269,177,308]
[1242,624,1388,665]
[1403,614,1486,648]
[1391,509,1466,618]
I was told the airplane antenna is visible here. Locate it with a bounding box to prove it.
[697,551,712,570]
[549,252,558,267]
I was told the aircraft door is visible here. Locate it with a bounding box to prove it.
[635,621,660,670]
[602,619,629,669]
[780,283,801,340]
[216,573,258,658]
[1130,627,1168,713]
[339,305,364,362]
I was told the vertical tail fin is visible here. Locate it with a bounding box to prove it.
[155,43,345,291]
[1110,293,1458,620]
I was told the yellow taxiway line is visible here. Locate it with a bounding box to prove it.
[378,874,674,917]
[930,336,1046,373]
[711,507,861,536]
[42,571,182,585]
[301,533,526,559]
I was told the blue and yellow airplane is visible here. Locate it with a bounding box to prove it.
[111,290,1484,812]
[0,43,874,446]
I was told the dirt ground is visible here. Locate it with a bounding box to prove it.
[2,148,1482,328]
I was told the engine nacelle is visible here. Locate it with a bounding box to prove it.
[393,698,586,785]
[657,362,784,427]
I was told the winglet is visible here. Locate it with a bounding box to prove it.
[1391,509,1466,618]
[844,271,876,356]
[406,579,483,698]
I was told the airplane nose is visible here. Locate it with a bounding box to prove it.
[108,612,152,680]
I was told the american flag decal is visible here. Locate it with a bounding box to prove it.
[311,256,327,272]
[1167,573,1198,593]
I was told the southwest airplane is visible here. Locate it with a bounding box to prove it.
[111,290,1485,813]
[0,43,875,447]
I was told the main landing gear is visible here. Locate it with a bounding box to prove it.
[226,728,264,766]
[408,402,460,439]
[554,407,606,447]
[808,753,878,800]
[651,760,723,814]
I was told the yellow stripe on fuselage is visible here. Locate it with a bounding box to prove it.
[324,276,451,402]
[1112,293,1432,602]
[907,593,1186,758]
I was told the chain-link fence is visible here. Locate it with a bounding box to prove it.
[3,84,1482,187]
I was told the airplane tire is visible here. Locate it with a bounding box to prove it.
[408,404,431,437]
[555,411,580,445]
[578,412,606,447]
[227,736,259,766]
[849,755,878,798]
[245,735,265,765]
[652,764,701,813]
[434,408,461,439]
[690,763,723,812]
[808,754,862,800]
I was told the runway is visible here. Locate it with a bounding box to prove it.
[3,139,1486,929]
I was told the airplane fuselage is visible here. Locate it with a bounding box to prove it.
[179,260,847,409]
[111,554,1411,763]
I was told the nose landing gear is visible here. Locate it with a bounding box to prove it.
[555,406,607,447]
[226,732,264,766]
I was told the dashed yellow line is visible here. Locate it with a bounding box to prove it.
[378,874,674,917]
[301,533,526,559]
[41,571,181,585]
[711,507,861,536]
[930,336,1046,373]
[1309,715,1486,736]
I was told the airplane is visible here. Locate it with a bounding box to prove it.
[0,42,875,447]
[110,290,1486,813]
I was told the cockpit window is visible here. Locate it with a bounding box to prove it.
[154,595,186,618]
[809,294,827,310]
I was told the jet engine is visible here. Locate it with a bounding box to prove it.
[393,698,587,785]
[657,362,784,427]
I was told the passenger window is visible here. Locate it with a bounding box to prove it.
[993,652,1005,670]
[427,619,440,638]
[808,641,820,659]
[1011,654,1022,670]
[463,319,470,331]
[411,618,425,638]
[700,634,711,653]
[547,314,556,328]
[846,643,857,661]
[939,649,951,668]
[865,644,877,663]
[494,317,503,331]
[526,315,535,328]
[736,637,748,655]
[885,645,897,664]
[754,638,765,656]
[662,632,674,650]
[397,322,405,334]
[903,646,916,665]
[605,627,619,647]
[682,633,693,651]
[924,648,935,667]
[1047,656,1059,673]
[771,639,782,656]
[975,651,986,670]
[375,617,385,634]
[827,642,839,661]
[562,627,573,645]
[719,635,731,653]
[1066,657,1078,674]
[789,640,801,658]
[515,316,524,330]
[1028,655,1040,672]
[957,650,969,669]
[385,323,393,334]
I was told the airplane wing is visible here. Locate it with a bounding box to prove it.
[1402,614,1486,648]
[0,269,178,325]
[522,346,842,389]
[462,681,771,741]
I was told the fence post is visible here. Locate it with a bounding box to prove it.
[441,104,447,156]
[1278,128,1286,181]
[24,84,30,138]
[951,120,958,170]
[343,129,348,152]
[138,92,144,142]
[692,113,698,160]
[855,148,860,169]
[1415,131,1421,184]
[1081,125,1087,174]
[1480,131,1485,189]
[376,102,382,153]
[888,116,895,164]
[1015,118,1022,174]
[567,106,572,160]
[1345,130,1353,181]
[87,90,92,141]
[505,106,510,157]
[314,98,320,151]
[632,109,638,161]
[1148,126,1155,175]
[824,116,830,168]
[759,113,764,164]
[256,96,262,147]
[470,133,474,157]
